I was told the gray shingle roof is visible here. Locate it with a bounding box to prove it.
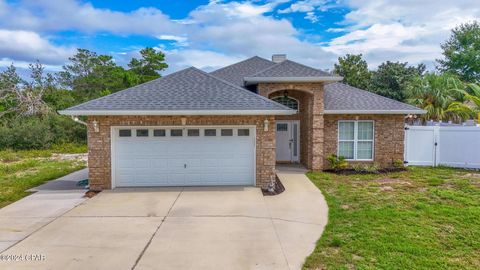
[60,67,294,115]
[248,59,335,78]
[210,56,275,86]
[324,83,424,113]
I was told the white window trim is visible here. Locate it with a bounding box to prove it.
[271,96,299,111]
[337,120,375,161]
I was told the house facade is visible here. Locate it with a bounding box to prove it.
[60,55,424,190]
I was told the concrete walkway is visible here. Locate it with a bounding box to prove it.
[0,167,328,270]
[0,169,88,252]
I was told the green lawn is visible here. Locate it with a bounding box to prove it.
[0,144,87,208]
[304,166,480,270]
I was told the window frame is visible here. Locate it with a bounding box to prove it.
[337,120,374,161]
[271,96,299,111]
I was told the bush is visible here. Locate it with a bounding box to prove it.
[393,159,405,168]
[327,154,349,171]
[0,114,86,150]
[351,163,381,173]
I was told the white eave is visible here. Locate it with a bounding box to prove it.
[243,76,343,85]
[58,109,297,116]
[323,109,427,115]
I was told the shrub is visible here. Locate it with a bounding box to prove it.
[393,159,405,168]
[0,114,86,150]
[351,163,381,173]
[327,154,349,171]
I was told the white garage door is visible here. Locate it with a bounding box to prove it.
[112,126,255,187]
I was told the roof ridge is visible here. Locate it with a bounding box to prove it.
[330,82,421,109]
[210,56,273,74]
[192,67,293,111]
[248,60,282,77]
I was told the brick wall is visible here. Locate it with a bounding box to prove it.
[86,115,276,190]
[257,82,325,170]
[323,114,405,168]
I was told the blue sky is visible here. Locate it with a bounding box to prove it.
[0,0,479,75]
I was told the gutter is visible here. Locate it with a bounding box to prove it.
[323,109,427,115]
[70,116,87,125]
[59,109,297,116]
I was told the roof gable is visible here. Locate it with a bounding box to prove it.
[210,56,275,86]
[60,67,294,116]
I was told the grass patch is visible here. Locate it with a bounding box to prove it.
[304,166,480,270]
[0,143,87,162]
[0,144,87,208]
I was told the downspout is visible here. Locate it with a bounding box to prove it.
[71,116,87,126]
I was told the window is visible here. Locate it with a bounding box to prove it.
[171,129,183,137]
[136,129,149,137]
[153,129,166,137]
[204,129,216,136]
[187,129,200,136]
[276,123,288,131]
[238,129,250,136]
[221,129,233,136]
[271,96,298,110]
[338,121,374,160]
[119,129,131,137]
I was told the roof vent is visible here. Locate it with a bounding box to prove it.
[272,54,287,63]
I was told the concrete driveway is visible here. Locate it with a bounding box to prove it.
[0,167,328,270]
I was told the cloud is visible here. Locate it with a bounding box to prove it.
[278,0,338,22]
[0,0,179,35]
[324,0,480,68]
[0,29,74,65]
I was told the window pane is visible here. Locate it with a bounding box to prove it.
[119,129,131,137]
[271,96,298,110]
[277,123,288,131]
[204,129,216,136]
[358,122,373,140]
[153,129,165,137]
[221,129,233,136]
[357,141,373,159]
[136,129,149,137]
[339,122,354,140]
[238,129,249,136]
[338,141,354,159]
[187,129,200,136]
[171,129,183,137]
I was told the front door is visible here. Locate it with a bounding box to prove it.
[275,121,300,162]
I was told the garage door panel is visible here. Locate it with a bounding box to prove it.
[113,127,255,187]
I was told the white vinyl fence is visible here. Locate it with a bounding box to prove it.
[404,125,480,169]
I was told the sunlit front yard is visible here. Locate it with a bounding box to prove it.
[305,166,480,270]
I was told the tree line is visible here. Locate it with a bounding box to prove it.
[0,21,479,150]
[0,48,168,149]
[334,21,480,123]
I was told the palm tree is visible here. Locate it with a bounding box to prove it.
[441,83,480,122]
[406,73,471,122]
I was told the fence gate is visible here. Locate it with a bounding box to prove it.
[404,125,480,169]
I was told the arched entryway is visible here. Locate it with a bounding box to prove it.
[267,89,314,167]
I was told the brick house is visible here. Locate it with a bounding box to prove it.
[60,55,424,190]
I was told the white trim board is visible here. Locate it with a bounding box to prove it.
[59,109,296,116]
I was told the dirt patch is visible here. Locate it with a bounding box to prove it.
[262,175,285,196]
[379,186,394,192]
[51,153,88,162]
[376,178,413,186]
[463,173,480,178]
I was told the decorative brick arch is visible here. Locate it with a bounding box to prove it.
[257,82,325,171]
